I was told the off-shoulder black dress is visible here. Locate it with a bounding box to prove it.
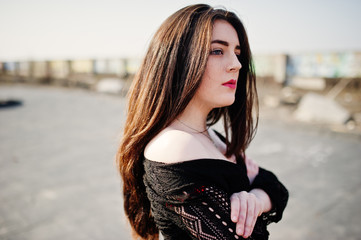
[143,150,288,240]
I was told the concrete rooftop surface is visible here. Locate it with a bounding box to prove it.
[0,84,360,240]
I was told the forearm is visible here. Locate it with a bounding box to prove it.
[249,188,272,213]
[250,168,289,222]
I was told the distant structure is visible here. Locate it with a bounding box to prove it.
[254,52,361,90]
[0,58,141,92]
[1,52,361,92]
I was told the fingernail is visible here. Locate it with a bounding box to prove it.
[237,227,243,235]
[232,216,237,222]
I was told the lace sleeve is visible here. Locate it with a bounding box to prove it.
[168,185,269,240]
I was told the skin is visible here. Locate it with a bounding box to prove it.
[231,157,272,238]
[145,20,272,238]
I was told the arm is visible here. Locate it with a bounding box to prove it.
[244,155,288,222]
[170,185,270,240]
[229,156,288,238]
[244,156,272,213]
[173,186,239,239]
[229,189,272,238]
[250,167,289,223]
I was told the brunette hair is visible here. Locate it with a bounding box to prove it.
[117,4,258,239]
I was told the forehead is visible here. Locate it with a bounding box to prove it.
[211,19,240,45]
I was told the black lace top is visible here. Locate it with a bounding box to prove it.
[143,158,288,240]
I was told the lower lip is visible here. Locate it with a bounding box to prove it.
[222,83,236,89]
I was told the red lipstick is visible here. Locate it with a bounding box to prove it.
[222,79,237,89]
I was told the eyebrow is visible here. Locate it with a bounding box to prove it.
[211,40,241,50]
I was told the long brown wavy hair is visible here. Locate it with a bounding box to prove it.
[117,4,258,239]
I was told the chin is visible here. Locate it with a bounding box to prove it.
[216,96,236,108]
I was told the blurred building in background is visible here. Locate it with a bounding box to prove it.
[1,52,360,131]
[254,52,361,87]
[2,52,361,89]
[0,58,142,94]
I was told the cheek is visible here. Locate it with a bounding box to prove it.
[195,58,226,100]
[203,58,219,77]
[201,61,220,87]
[197,75,212,97]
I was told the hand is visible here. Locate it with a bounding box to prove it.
[244,155,259,184]
[230,191,264,238]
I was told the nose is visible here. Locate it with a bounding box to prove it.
[227,54,242,72]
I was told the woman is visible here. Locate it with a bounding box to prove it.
[117,4,288,240]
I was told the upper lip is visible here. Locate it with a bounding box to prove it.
[222,79,237,85]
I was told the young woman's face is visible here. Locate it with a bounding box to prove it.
[193,19,242,110]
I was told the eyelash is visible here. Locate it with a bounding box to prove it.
[210,49,241,57]
[210,49,223,55]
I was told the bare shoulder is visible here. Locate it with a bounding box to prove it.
[144,128,208,163]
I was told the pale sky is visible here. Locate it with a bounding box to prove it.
[1,0,360,61]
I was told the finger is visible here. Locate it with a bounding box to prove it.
[243,197,256,238]
[250,208,258,237]
[230,194,240,223]
[236,193,247,236]
[251,204,261,236]
[246,198,262,238]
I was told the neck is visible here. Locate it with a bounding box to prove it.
[176,98,212,132]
